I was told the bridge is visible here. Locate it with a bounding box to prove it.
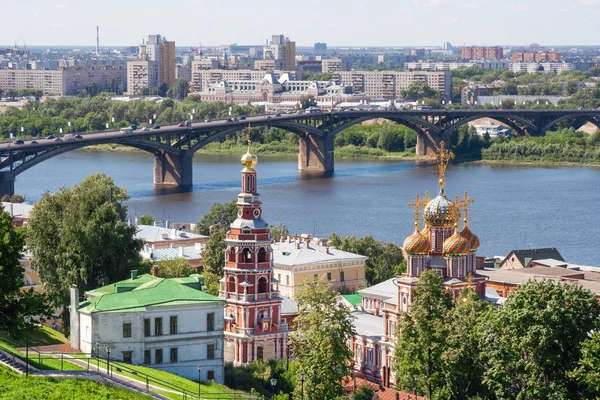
[0,108,598,196]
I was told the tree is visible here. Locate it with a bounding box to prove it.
[401,82,440,101]
[138,214,156,225]
[299,95,317,110]
[290,277,355,400]
[392,269,452,399]
[481,279,600,399]
[574,332,600,398]
[156,258,197,278]
[0,211,51,333]
[353,384,377,400]
[442,288,490,399]
[27,173,144,334]
[201,227,226,295]
[196,200,237,236]
[269,223,289,242]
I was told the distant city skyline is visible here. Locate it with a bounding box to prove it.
[1,0,599,47]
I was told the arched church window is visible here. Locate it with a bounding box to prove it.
[258,248,267,263]
[228,247,236,262]
[257,346,263,361]
[258,277,268,294]
[242,248,251,262]
[228,276,236,293]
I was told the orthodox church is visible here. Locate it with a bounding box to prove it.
[219,132,289,366]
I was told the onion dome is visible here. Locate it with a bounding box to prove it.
[420,223,430,237]
[241,142,258,172]
[423,189,459,227]
[460,223,480,251]
[403,224,431,255]
[443,225,471,256]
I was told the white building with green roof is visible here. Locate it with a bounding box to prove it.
[70,271,226,382]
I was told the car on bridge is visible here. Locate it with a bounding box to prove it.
[45,135,55,140]
[75,134,83,139]
[204,119,212,123]
[141,127,150,131]
[53,138,62,142]
[152,125,160,129]
[30,140,38,144]
[12,139,24,145]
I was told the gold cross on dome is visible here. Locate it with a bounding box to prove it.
[408,194,422,230]
[430,140,454,192]
[461,190,475,226]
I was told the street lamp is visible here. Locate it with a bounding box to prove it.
[106,346,111,375]
[299,372,306,400]
[270,378,277,397]
[197,365,202,399]
[24,316,31,378]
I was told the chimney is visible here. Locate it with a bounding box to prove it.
[134,216,139,225]
[179,246,184,257]
[295,240,300,250]
[166,219,170,229]
[170,243,175,248]
[324,246,330,254]
[70,285,80,350]
[194,242,202,252]
[130,269,138,280]
[9,203,13,217]
[151,266,159,277]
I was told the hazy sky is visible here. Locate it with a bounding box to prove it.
[1,0,599,47]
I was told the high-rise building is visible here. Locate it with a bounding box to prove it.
[127,60,157,95]
[263,34,296,71]
[130,34,176,91]
[314,42,327,56]
[460,46,504,60]
[220,138,288,366]
[511,51,560,63]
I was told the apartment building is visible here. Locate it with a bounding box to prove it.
[406,60,510,71]
[189,66,292,92]
[127,60,157,95]
[336,70,452,100]
[0,68,127,95]
[512,51,560,63]
[461,46,504,60]
[322,58,343,73]
[263,34,296,71]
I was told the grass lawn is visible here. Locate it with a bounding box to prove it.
[0,364,151,400]
[0,334,84,372]
[28,326,70,346]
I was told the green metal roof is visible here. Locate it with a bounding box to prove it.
[342,294,363,306]
[79,274,224,314]
[86,274,156,297]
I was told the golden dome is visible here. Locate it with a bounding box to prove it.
[403,224,431,255]
[423,189,460,227]
[241,144,258,171]
[460,224,480,251]
[443,226,471,256]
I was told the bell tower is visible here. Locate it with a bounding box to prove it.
[220,127,288,366]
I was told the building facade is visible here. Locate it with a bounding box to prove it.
[461,46,504,60]
[219,140,288,366]
[272,236,367,299]
[127,60,157,95]
[512,51,560,63]
[70,272,226,382]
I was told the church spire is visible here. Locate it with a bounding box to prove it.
[431,140,454,195]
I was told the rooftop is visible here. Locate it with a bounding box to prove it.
[2,202,34,218]
[135,224,207,243]
[352,311,384,338]
[341,294,363,307]
[358,277,397,300]
[79,274,223,314]
[272,239,367,268]
[500,247,564,269]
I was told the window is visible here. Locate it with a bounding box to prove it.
[170,347,178,363]
[122,322,132,338]
[256,346,263,361]
[207,313,215,331]
[155,349,163,364]
[170,316,177,334]
[327,272,331,281]
[144,350,151,364]
[340,271,345,282]
[144,319,150,337]
[207,344,215,360]
[366,348,374,365]
[123,351,133,364]
[207,370,215,380]
[257,277,268,293]
[286,275,289,285]
[155,318,163,336]
[277,274,281,282]
[313,274,318,281]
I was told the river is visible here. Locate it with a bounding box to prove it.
[15,151,600,266]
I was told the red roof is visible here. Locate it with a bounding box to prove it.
[343,377,425,400]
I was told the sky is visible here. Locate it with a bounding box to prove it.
[1,0,599,48]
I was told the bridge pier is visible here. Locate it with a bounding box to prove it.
[298,134,334,173]
[416,130,445,156]
[0,173,15,197]
[153,150,193,189]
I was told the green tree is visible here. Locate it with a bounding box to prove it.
[291,277,355,400]
[299,95,317,110]
[481,279,600,399]
[401,82,441,101]
[0,211,52,333]
[442,288,490,399]
[155,258,197,278]
[269,223,289,242]
[138,214,156,225]
[353,384,377,400]
[574,332,600,398]
[392,269,452,399]
[201,227,226,296]
[27,173,143,334]
[196,200,237,236]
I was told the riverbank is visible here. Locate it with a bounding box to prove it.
[469,159,600,168]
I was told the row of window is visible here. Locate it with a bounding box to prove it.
[311,271,344,282]
[122,314,215,338]
[136,344,215,365]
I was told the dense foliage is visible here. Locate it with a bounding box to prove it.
[392,276,600,399]
[0,211,52,334]
[195,200,237,236]
[328,233,405,286]
[155,258,197,278]
[224,359,300,398]
[27,173,143,333]
[201,227,226,296]
[290,277,356,400]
